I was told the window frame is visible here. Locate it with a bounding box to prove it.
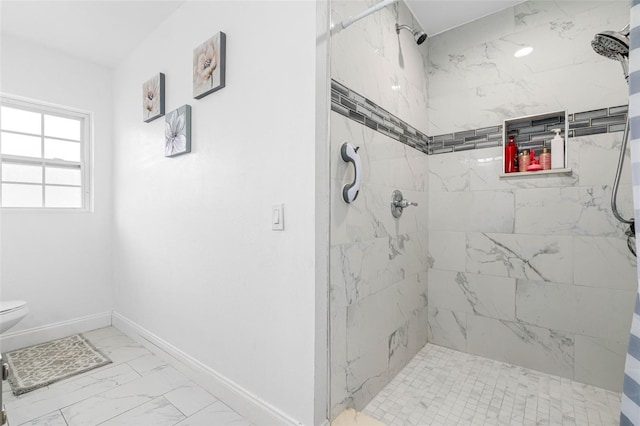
[0,94,93,212]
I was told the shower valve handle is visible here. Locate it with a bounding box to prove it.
[391,190,418,218]
[392,199,418,208]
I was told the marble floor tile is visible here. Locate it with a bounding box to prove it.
[17,410,67,426]
[6,363,142,425]
[4,327,251,426]
[100,396,186,426]
[174,400,253,426]
[60,366,192,425]
[127,352,169,376]
[363,343,622,426]
[164,382,219,417]
[100,340,153,364]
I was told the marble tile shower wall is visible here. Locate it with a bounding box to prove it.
[330,0,430,419]
[427,132,637,392]
[427,1,630,136]
[426,0,636,394]
[330,113,429,417]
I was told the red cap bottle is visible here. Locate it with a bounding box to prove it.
[505,136,517,173]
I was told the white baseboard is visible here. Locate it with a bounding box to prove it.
[0,311,111,353]
[112,311,303,426]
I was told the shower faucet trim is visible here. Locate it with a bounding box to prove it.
[391,190,418,218]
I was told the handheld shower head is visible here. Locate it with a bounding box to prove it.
[395,23,427,45]
[591,30,629,60]
[591,27,630,82]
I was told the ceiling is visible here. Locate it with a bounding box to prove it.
[0,0,522,69]
[0,1,186,68]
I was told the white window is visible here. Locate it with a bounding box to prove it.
[0,96,91,210]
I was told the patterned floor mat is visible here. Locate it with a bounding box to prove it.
[3,334,112,395]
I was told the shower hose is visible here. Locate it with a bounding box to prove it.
[612,114,636,257]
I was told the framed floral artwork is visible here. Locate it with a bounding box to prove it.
[164,105,191,157]
[142,73,165,122]
[193,32,226,99]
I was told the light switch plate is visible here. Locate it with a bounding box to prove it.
[272,204,284,231]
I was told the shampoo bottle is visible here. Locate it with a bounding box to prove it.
[519,149,530,172]
[540,147,551,170]
[551,129,565,169]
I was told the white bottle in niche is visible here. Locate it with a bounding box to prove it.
[551,128,565,169]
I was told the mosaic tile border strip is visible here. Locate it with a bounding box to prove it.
[430,106,627,155]
[330,79,627,156]
[330,80,430,154]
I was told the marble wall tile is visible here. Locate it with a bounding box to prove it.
[466,315,575,378]
[514,185,628,236]
[330,306,349,419]
[508,63,627,117]
[429,191,514,233]
[427,7,515,79]
[346,272,428,359]
[466,232,573,283]
[428,149,472,192]
[429,269,516,321]
[331,0,429,134]
[574,334,627,392]
[427,0,629,135]
[576,133,631,187]
[428,230,466,271]
[344,305,427,412]
[343,343,397,412]
[573,236,637,290]
[405,305,429,357]
[331,179,428,246]
[468,146,579,192]
[424,0,634,393]
[516,280,634,341]
[331,113,428,191]
[513,1,608,32]
[331,232,427,307]
[427,308,467,352]
[330,44,430,414]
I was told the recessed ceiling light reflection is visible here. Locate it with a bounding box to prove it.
[514,46,533,58]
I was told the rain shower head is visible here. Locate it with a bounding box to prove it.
[396,23,427,45]
[591,30,629,60]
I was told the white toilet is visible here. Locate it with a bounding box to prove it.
[0,301,28,334]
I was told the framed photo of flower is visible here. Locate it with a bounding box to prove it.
[143,73,165,122]
[193,32,226,99]
[165,105,191,157]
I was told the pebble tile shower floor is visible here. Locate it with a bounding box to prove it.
[363,344,621,426]
[2,327,252,426]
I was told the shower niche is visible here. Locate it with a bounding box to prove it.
[500,110,571,178]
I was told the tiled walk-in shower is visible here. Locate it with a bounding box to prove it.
[363,344,621,426]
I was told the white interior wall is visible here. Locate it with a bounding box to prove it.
[111,2,322,424]
[0,35,114,337]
